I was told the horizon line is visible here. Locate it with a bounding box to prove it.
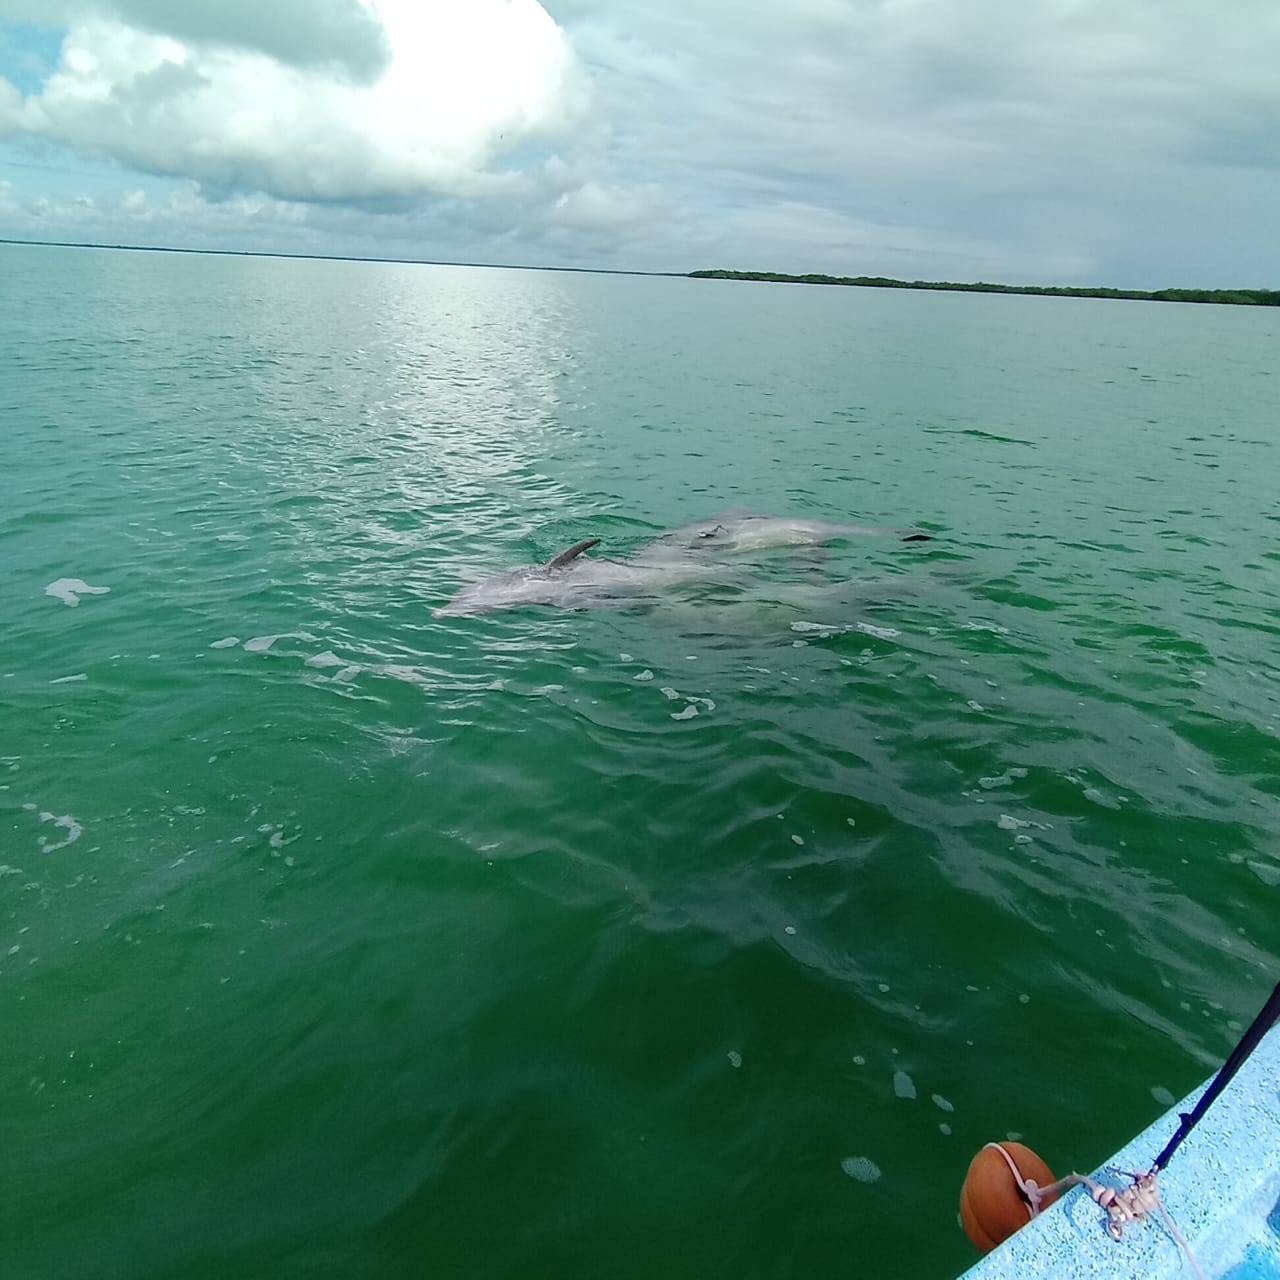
[4,237,1269,299]
[0,236,689,278]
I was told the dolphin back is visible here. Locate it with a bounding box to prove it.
[547,538,601,569]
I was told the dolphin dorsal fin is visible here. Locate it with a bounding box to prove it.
[547,537,601,569]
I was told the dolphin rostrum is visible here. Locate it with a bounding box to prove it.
[432,513,931,617]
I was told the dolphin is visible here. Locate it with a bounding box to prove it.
[650,513,932,554]
[431,537,723,617]
[432,514,931,617]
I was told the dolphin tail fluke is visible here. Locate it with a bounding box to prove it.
[547,537,601,568]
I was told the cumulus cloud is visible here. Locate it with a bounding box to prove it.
[0,0,390,81]
[0,0,587,201]
[550,180,664,233]
[0,170,677,273]
[541,0,1280,280]
[561,0,1280,194]
[4,0,1280,281]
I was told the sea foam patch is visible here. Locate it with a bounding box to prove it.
[304,651,346,668]
[855,621,901,640]
[243,634,309,653]
[45,579,111,608]
[37,812,83,852]
[840,1156,882,1183]
[789,619,902,641]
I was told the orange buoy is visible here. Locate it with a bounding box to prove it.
[959,1141,1058,1253]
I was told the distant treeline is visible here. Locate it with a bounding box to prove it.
[689,269,1280,307]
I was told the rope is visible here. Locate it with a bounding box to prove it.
[995,981,1279,1276]
[984,1142,1052,1219]
[1014,1169,1204,1277]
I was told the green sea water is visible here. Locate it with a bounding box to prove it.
[2,243,1278,1280]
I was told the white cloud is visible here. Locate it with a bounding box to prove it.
[4,0,1280,282]
[0,0,391,81]
[0,0,587,201]
[551,180,664,233]
[541,0,1280,281]
[0,172,677,272]
[560,0,1280,192]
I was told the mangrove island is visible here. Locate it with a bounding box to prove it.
[689,270,1280,307]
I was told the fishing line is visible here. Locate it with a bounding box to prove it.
[1149,978,1280,1174]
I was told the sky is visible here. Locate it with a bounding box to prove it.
[1,0,1279,286]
